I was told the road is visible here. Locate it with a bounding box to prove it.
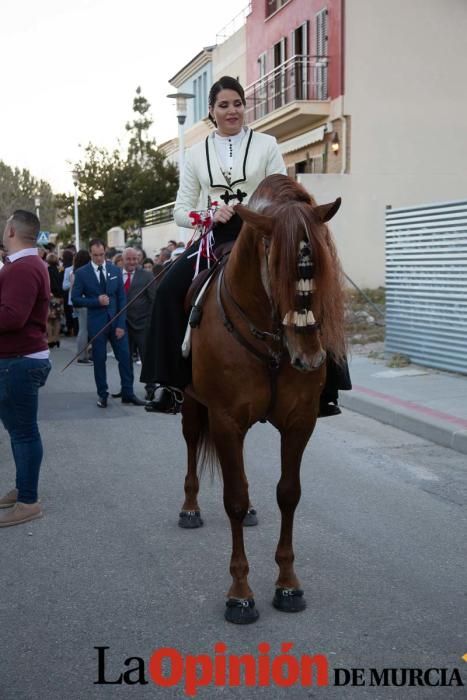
[1,340,466,699]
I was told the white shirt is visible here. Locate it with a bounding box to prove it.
[5,247,49,359]
[123,270,134,286]
[213,129,246,184]
[6,247,41,263]
[91,260,107,284]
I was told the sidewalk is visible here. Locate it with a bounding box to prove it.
[340,353,467,455]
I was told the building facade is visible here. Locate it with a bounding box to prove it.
[145,0,467,287]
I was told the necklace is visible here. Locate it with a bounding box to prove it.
[214,130,244,185]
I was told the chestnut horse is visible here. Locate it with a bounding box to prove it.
[180,174,345,623]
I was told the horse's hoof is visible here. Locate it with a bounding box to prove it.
[272,588,306,612]
[242,508,258,527]
[225,598,259,624]
[178,510,203,528]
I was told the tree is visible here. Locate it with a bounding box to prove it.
[0,161,55,234]
[55,88,178,246]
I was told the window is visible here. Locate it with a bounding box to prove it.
[291,21,309,100]
[193,71,208,122]
[314,8,328,99]
[273,37,287,108]
[295,154,324,175]
[256,52,267,119]
[266,0,288,18]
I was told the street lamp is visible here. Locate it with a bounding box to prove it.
[34,193,41,220]
[72,169,80,250]
[166,92,195,177]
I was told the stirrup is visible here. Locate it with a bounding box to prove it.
[145,386,184,415]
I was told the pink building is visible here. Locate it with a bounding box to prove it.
[245,0,345,176]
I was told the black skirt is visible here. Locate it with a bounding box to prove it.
[141,216,243,388]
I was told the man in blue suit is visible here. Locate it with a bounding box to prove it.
[72,238,146,408]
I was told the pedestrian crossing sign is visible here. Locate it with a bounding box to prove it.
[37,231,49,244]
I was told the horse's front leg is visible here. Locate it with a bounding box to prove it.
[179,396,205,529]
[211,415,259,624]
[273,427,312,613]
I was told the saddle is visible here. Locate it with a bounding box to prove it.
[182,242,235,358]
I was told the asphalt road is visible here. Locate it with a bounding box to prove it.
[1,340,466,699]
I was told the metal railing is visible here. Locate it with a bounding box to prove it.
[385,200,467,374]
[216,2,251,43]
[244,54,329,123]
[143,201,175,227]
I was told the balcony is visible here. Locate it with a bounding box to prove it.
[244,55,330,139]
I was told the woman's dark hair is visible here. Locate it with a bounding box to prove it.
[62,249,74,268]
[208,76,246,125]
[143,257,154,266]
[73,249,91,271]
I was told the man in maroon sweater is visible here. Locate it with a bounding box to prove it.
[0,210,51,527]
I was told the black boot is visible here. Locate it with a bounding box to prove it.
[145,386,183,415]
[319,399,341,417]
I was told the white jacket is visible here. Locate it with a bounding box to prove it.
[173,128,286,228]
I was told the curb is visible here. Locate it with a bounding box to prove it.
[340,391,467,456]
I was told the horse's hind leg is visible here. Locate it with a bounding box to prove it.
[179,395,205,529]
[273,428,311,613]
[210,416,259,624]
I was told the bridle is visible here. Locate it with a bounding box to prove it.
[216,236,285,421]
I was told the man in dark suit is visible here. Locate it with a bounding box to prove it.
[118,247,156,401]
[71,238,146,408]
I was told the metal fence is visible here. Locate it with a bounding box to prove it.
[385,200,467,374]
[143,202,175,227]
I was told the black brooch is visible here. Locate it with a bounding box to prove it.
[220,189,247,205]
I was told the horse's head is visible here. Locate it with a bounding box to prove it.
[236,175,345,373]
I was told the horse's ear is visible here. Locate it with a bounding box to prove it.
[313,197,342,223]
[235,204,273,235]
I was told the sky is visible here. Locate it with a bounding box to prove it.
[0,0,248,193]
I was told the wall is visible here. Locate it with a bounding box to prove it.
[301,0,467,287]
[142,221,191,259]
[213,25,247,85]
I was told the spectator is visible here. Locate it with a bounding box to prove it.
[0,210,51,527]
[114,248,155,401]
[71,238,146,408]
[159,247,172,265]
[167,240,177,252]
[61,248,75,337]
[46,253,63,348]
[134,248,146,268]
[142,257,154,272]
[70,250,92,364]
[113,253,124,268]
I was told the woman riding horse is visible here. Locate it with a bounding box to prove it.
[141,75,350,415]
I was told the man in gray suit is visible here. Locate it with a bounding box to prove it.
[113,248,156,401]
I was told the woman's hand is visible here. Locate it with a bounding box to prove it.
[213,205,235,224]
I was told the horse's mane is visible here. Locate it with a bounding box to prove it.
[248,175,346,361]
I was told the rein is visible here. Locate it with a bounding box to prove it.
[216,241,285,421]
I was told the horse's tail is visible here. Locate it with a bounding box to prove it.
[196,409,220,480]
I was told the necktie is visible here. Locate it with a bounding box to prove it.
[124,271,132,293]
[98,265,106,292]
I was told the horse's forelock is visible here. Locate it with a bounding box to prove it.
[267,200,346,361]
